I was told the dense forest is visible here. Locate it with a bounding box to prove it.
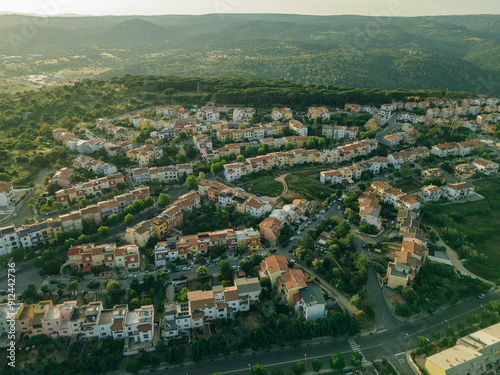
[1,14,500,95]
[0,74,470,186]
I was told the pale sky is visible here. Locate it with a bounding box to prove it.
[1,0,499,17]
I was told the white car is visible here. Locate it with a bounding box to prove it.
[182,267,190,271]
[290,236,296,242]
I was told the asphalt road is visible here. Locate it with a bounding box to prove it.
[154,288,499,375]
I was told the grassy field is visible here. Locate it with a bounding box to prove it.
[436,177,500,281]
[393,177,423,193]
[285,168,335,201]
[245,176,284,197]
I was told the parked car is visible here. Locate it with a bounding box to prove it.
[478,294,485,299]
[173,268,181,273]
[337,205,341,210]
[270,249,277,253]
[49,279,58,284]
[290,236,296,242]
[256,193,261,197]
[314,277,320,283]
[181,267,190,271]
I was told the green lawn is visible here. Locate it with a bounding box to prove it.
[393,177,423,193]
[245,176,284,197]
[285,168,335,201]
[435,177,500,281]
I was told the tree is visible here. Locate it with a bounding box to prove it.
[330,353,345,370]
[176,287,189,302]
[466,313,480,326]
[126,359,142,374]
[284,142,295,151]
[417,336,429,349]
[306,138,317,149]
[271,369,283,375]
[67,280,78,292]
[292,361,305,375]
[186,175,198,190]
[312,359,323,372]
[336,220,351,238]
[198,171,205,180]
[350,352,363,369]
[210,162,223,175]
[40,284,50,294]
[10,247,25,263]
[155,339,166,353]
[98,226,110,238]
[350,294,364,310]
[159,193,171,208]
[250,364,267,375]
[87,281,100,291]
[124,214,134,226]
[431,330,441,341]
[257,147,266,156]
[219,260,234,280]
[196,266,208,275]
[237,155,245,162]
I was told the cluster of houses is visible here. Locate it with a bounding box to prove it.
[54,173,126,207]
[358,191,383,231]
[386,211,427,290]
[260,255,327,321]
[164,277,261,338]
[58,186,151,231]
[223,139,378,183]
[126,145,164,167]
[322,125,359,140]
[430,140,484,157]
[259,199,315,243]
[64,243,141,273]
[2,301,157,355]
[124,191,201,248]
[320,147,430,186]
[198,179,272,218]
[370,181,421,211]
[96,118,141,141]
[418,181,476,203]
[130,164,194,185]
[73,155,118,177]
[0,219,63,255]
[453,158,499,179]
[53,128,133,157]
[153,227,261,265]
[0,185,151,256]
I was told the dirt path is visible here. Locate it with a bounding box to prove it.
[432,228,496,287]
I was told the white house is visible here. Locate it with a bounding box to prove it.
[294,285,327,322]
[442,182,475,201]
[0,181,15,206]
[418,185,442,203]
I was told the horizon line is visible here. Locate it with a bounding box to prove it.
[1,11,500,18]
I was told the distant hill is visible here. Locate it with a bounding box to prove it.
[1,13,500,95]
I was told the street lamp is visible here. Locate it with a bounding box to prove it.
[305,353,307,367]
[405,333,411,353]
[445,319,450,327]
[248,363,251,375]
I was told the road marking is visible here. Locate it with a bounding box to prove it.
[347,339,367,363]
[377,329,388,333]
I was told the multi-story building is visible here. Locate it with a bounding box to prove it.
[442,182,475,201]
[424,322,500,375]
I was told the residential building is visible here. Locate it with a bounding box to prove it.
[418,185,442,203]
[473,158,499,175]
[442,182,475,201]
[294,285,327,322]
[0,181,15,206]
[260,255,289,286]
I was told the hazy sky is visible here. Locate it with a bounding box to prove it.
[1,0,500,16]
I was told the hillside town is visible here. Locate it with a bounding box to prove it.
[0,96,499,375]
